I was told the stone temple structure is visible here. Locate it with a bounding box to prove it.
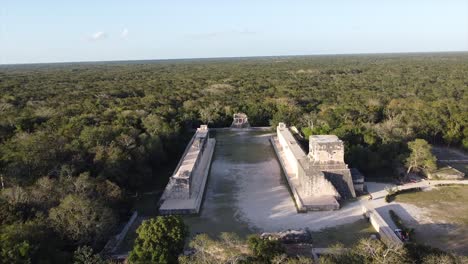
[231,113,250,128]
[159,125,216,214]
[271,123,359,211]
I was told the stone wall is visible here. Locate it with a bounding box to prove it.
[307,135,356,199]
[159,128,216,215]
[276,123,357,201]
[362,205,403,246]
[277,123,305,177]
[297,163,339,197]
[270,137,340,211]
[161,125,208,200]
[308,135,345,164]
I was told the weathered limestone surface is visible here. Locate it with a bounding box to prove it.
[273,123,339,211]
[350,168,365,194]
[273,123,360,211]
[159,125,215,214]
[307,135,356,199]
[271,136,339,211]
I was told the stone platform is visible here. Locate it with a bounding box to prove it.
[159,138,216,215]
[270,137,339,211]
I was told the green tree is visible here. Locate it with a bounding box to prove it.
[72,246,106,264]
[128,216,188,264]
[48,194,116,246]
[405,139,437,175]
[0,219,69,264]
[179,232,249,264]
[247,235,285,263]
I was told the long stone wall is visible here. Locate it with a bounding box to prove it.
[273,122,363,211]
[273,123,340,211]
[159,125,216,215]
[362,205,403,246]
[271,137,340,211]
[277,123,305,177]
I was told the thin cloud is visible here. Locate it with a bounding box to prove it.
[188,29,257,39]
[89,31,107,41]
[121,28,129,38]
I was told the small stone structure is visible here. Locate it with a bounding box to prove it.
[350,168,365,194]
[231,113,250,128]
[362,205,403,246]
[159,125,216,214]
[261,229,312,244]
[271,123,359,211]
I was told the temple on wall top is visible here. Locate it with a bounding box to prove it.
[231,113,250,128]
[271,122,362,211]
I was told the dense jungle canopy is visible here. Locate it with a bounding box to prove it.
[0,53,466,262]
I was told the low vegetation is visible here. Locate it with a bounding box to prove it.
[179,233,467,264]
[309,219,376,247]
[320,238,467,264]
[394,186,468,225]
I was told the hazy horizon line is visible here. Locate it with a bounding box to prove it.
[2,50,467,67]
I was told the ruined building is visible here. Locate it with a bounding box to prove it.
[231,113,250,128]
[272,123,360,211]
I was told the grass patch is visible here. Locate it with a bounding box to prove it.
[385,187,422,203]
[394,186,468,225]
[434,183,467,187]
[310,219,376,247]
[394,185,468,255]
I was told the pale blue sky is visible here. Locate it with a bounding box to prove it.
[1,0,468,64]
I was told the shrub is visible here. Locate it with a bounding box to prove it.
[247,235,285,263]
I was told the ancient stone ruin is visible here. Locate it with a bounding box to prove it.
[159,125,216,214]
[231,113,250,128]
[261,229,312,244]
[350,168,365,194]
[306,135,356,199]
[271,123,361,211]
